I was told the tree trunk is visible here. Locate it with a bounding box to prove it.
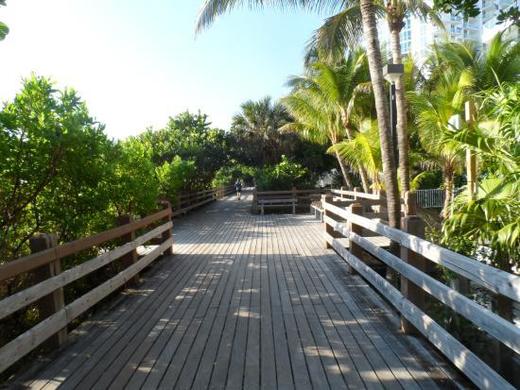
[359,168,371,193]
[389,27,411,193]
[334,149,353,188]
[442,165,454,219]
[360,0,401,228]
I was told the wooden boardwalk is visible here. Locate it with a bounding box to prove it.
[16,193,464,389]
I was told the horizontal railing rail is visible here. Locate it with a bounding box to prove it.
[321,192,520,389]
[173,185,234,216]
[252,187,326,214]
[0,204,174,374]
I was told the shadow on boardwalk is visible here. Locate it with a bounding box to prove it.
[10,193,468,389]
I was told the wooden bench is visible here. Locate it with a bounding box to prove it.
[258,198,297,215]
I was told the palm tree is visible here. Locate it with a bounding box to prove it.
[408,55,473,217]
[424,32,520,92]
[285,50,373,191]
[196,0,402,229]
[330,118,383,190]
[308,0,442,195]
[359,0,401,228]
[231,97,291,166]
[281,82,355,188]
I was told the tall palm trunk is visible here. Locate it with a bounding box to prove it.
[442,163,454,219]
[334,149,353,188]
[358,168,371,193]
[360,0,400,229]
[389,26,411,193]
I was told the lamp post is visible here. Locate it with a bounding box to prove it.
[383,63,404,168]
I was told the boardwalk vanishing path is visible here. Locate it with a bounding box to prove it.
[15,192,465,389]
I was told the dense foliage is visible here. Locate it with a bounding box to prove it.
[255,156,314,191]
[0,78,335,263]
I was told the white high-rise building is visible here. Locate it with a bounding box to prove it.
[379,0,517,64]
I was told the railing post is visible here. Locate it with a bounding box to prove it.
[340,186,346,200]
[292,186,297,214]
[117,214,139,286]
[322,194,338,249]
[29,233,67,348]
[253,187,258,214]
[353,187,360,200]
[159,201,173,256]
[400,191,427,335]
[176,196,182,215]
[348,203,364,274]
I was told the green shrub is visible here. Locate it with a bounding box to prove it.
[255,156,314,190]
[156,156,197,202]
[212,161,256,187]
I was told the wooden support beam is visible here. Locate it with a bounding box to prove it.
[322,194,342,249]
[400,214,427,335]
[29,233,67,349]
[348,203,364,275]
[117,215,139,286]
[159,201,173,256]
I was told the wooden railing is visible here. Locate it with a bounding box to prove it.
[173,185,234,216]
[0,204,174,374]
[321,192,520,389]
[252,187,326,214]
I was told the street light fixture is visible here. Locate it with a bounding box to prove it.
[382,63,404,167]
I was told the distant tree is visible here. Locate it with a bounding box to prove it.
[137,111,229,189]
[230,97,291,166]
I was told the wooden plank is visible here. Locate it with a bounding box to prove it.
[47,215,212,388]
[281,216,371,389]
[171,207,251,389]
[243,214,262,390]
[157,201,254,388]
[324,202,520,302]
[31,215,209,389]
[226,211,257,389]
[33,252,194,390]
[297,215,434,389]
[106,201,245,389]
[0,222,172,321]
[189,206,254,389]
[205,206,257,388]
[258,214,278,389]
[281,215,392,389]
[330,236,514,390]
[275,218,331,389]
[69,200,234,388]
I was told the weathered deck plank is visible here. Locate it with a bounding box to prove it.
[14,192,464,389]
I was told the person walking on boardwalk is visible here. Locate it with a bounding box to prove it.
[235,179,242,200]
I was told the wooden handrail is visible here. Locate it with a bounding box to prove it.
[330,188,381,200]
[321,195,520,389]
[0,207,174,374]
[0,208,171,282]
[172,185,234,216]
[323,201,520,301]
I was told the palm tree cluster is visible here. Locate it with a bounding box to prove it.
[195,0,520,270]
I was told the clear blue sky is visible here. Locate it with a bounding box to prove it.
[0,0,328,139]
